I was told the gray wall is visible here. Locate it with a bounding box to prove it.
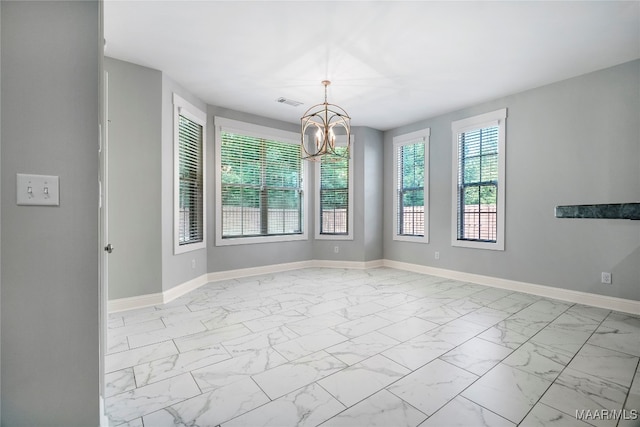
[161,73,208,291]
[0,4,2,418]
[105,58,163,299]
[207,106,314,272]
[105,77,383,281]
[0,2,3,419]
[106,57,210,297]
[312,127,384,262]
[1,1,100,425]
[106,55,638,305]
[362,127,384,261]
[383,60,640,301]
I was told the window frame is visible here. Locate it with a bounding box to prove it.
[393,128,430,243]
[314,136,354,240]
[451,108,507,251]
[214,117,308,246]
[173,93,207,255]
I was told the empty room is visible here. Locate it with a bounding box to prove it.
[1,1,639,426]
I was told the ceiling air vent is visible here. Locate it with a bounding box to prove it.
[276,97,303,107]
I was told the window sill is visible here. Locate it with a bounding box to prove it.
[174,241,206,255]
[451,239,504,251]
[315,234,354,241]
[393,235,429,243]
[215,233,308,246]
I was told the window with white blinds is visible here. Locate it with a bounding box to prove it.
[316,144,353,238]
[215,117,307,245]
[393,129,429,242]
[451,109,506,250]
[174,94,206,254]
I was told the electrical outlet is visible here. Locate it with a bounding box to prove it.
[601,272,612,284]
[435,251,440,260]
[334,246,339,253]
[191,259,196,269]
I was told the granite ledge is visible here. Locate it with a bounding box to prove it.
[555,203,640,220]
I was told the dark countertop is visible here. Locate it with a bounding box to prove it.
[555,203,640,220]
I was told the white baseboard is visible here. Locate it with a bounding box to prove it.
[108,258,639,315]
[383,259,640,315]
[206,260,314,283]
[107,259,383,312]
[312,259,384,269]
[163,273,210,305]
[108,292,163,313]
[99,396,109,427]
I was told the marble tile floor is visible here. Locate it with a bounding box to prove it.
[105,267,640,427]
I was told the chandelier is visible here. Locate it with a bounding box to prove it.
[301,80,351,161]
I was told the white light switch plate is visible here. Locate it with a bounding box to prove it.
[17,173,60,206]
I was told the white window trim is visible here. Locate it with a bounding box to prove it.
[214,116,309,246]
[315,135,354,241]
[173,94,207,255]
[451,108,507,251]
[393,128,430,243]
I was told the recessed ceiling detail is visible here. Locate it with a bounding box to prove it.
[104,1,640,130]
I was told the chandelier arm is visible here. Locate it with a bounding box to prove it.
[300,80,351,161]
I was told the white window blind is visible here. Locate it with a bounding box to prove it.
[457,125,499,242]
[178,114,204,245]
[220,131,303,238]
[451,108,506,251]
[393,129,429,243]
[397,142,425,237]
[319,147,349,235]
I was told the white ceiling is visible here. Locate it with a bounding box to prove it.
[104,1,640,131]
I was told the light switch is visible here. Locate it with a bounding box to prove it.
[17,173,60,206]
